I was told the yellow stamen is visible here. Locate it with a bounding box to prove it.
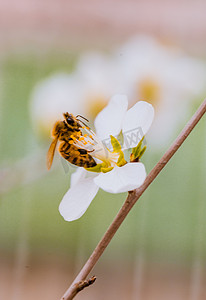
[70,134,77,141]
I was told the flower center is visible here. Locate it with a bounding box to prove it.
[86,93,108,119]
[69,126,120,168]
[136,77,161,108]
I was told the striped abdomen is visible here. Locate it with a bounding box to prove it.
[59,141,96,168]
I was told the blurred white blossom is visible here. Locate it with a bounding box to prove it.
[74,52,119,118]
[30,73,86,138]
[114,36,206,148]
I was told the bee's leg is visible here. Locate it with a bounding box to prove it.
[87,149,95,153]
[77,149,87,155]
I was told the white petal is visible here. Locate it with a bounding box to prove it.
[94,94,128,141]
[70,168,87,187]
[122,101,154,149]
[94,163,146,194]
[59,178,99,221]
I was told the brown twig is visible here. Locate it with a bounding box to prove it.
[60,99,206,300]
[62,276,96,299]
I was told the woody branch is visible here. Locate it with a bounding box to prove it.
[60,98,206,300]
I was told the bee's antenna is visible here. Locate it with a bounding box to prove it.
[78,119,90,128]
[76,115,89,122]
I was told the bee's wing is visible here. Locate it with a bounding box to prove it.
[47,137,58,170]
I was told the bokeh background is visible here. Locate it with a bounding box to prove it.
[0,1,206,299]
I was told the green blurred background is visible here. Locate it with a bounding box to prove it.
[0,1,206,300]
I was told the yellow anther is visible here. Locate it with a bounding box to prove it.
[89,135,93,139]
[69,140,74,144]
[82,126,86,129]
[79,136,84,141]
[70,134,77,141]
[83,134,88,138]
[86,126,90,130]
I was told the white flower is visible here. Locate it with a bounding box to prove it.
[114,35,206,148]
[59,94,154,221]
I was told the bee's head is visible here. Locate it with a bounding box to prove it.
[63,113,81,129]
[64,113,74,125]
[63,112,90,130]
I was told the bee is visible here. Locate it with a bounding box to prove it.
[47,113,97,170]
